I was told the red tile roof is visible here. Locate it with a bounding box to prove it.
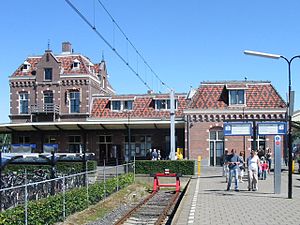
[91,94,188,119]
[189,81,286,109]
[12,53,102,78]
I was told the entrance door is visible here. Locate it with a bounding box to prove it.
[98,135,112,165]
[209,129,224,166]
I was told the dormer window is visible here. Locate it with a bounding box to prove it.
[110,100,134,111]
[22,61,31,72]
[44,68,53,81]
[124,100,133,110]
[229,90,245,105]
[111,101,121,111]
[72,59,80,70]
[155,99,177,110]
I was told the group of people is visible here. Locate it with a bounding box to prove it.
[150,148,161,160]
[223,147,272,192]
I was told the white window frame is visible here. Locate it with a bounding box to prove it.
[19,92,29,114]
[72,59,80,70]
[123,100,133,110]
[111,100,134,111]
[111,100,121,111]
[44,68,53,81]
[155,99,177,110]
[229,90,246,105]
[69,91,80,113]
[43,91,53,105]
[21,61,31,72]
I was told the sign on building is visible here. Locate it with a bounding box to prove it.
[257,122,287,135]
[223,122,252,136]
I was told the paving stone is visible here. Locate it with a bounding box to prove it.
[173,166,300,225]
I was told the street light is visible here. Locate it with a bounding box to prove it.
[244,50,300,199]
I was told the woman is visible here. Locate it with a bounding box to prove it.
[247,150,260,191]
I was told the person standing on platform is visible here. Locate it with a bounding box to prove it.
[247,150,260,191]
[238,151,245,183]
[266,147,272,174]
[261,159,269,180]
[222,150,229,182]
[151,149,158,160]
[225,149,241,191]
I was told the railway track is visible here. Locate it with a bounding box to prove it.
[114,190,180,225]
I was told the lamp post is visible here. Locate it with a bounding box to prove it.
[244,50,300,199]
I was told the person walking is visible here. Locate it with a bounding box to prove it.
[225,149,241,191]
[247,150,260,191]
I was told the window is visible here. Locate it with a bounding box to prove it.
[22,61,30,72]
[98,135,112,143]
[229,90,245,105]
[45,136,57,144]
[44,68,53,81]
[124,135,151,159]
[124,100,133,110]
[251,135,266,153]
[155,99,177,110]
[68,135,81,153]
[19,92,29,114]
[44,91,53,105]
[70,91,80,113]
[18,136,30,144]
[72,59,80,69]
[156,99,168,110]
[111,101,121,110]
[209,128,224,166]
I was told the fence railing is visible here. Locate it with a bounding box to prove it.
[0,161,135,224]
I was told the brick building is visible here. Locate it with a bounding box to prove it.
[0,43,287,166]
[184,81,286,165]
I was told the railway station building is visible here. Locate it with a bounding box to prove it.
[0,42,287,166]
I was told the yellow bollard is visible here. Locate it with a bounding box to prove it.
[198,156,201,177]
[292,160,295,174]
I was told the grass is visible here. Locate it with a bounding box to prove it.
[55,181,151,225]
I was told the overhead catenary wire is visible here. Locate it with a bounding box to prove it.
[65,0,176,160]
[96,0,171,91]
[65,0,151,90]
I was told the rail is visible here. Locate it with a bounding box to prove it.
[30,103,60,114]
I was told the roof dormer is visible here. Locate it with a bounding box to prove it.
[226,83,248,106]
[22,61,31,72]
[72,59,80,70]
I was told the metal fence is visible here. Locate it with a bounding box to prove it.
[0,161,135,225]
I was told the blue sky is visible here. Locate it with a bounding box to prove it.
[1,0,300,123]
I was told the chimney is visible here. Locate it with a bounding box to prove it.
[62,42,72,54]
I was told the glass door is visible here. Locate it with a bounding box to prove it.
[209,129,224,166]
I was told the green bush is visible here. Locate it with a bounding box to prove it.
[4,160,97,175]
[0,173,133,225]
[135,160,195,175]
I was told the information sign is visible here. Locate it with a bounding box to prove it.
[257,122,286,135]
[223,122,252,136]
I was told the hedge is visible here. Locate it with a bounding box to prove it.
[4,160,97,175]
[0,173,133,225]
[135,160,195,175]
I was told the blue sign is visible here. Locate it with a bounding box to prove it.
[224,122,252,136]
[257,122,287,135]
